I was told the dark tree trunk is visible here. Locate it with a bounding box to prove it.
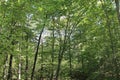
[31,27,44,80]
[7,54,13,80]
[50,18,55,80]
[68,36,72,80]
[25,54,28,80]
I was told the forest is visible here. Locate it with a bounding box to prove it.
[0,0,120,80]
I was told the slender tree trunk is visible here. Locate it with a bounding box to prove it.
[18,55,21,80]
[55,54,62,80]
[7,54,13,80]
[31,27,44,80]
[50,18,55,80]
[40,65,43,80]
[25,37,29,80]
[25,54,28,80]
[3,54,8,80]
[115,0,120,23]
[40,41,44,80]
[68,36,72,80]
[55,26,68,80]
[114,1,120,79]
[18,35,22,80]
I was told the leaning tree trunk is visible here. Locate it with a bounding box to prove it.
[31,26,44,80]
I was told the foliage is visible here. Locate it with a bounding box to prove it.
[0,0,120,80]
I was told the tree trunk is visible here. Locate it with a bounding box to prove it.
[25,37,29,80]
[7,54,13,80]
[68,36,72,80]
[55,26,68,80]
[40,41,44,80]
[18,55,21,80]
[31,26,44,80]
[50,18,55,80]
[115,0,120,23]
[25,54,28,80]
[3,54,8,80]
